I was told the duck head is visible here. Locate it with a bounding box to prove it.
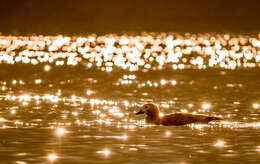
[136,103,160,118]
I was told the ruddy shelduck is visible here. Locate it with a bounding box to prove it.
[136,103,222,126]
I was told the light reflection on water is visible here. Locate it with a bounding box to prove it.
[0,33,260,163]
[0,69,259,164]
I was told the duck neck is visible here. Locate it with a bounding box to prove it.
[146,114,160,125]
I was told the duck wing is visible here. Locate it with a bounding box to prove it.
[160,113,221,126]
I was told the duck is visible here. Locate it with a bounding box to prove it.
[136,103,222,126]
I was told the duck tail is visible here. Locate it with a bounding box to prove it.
[205,116,223,122]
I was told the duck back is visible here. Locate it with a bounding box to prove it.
[160,113,221,126]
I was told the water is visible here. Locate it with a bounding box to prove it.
[0,33,260,163]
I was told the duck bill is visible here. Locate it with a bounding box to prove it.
[136,109,145,115]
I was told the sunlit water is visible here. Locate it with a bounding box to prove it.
[0,33,260,163]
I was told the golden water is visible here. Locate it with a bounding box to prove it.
[0,33,260,163]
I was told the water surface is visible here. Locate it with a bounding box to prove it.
[0,33,260,163]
